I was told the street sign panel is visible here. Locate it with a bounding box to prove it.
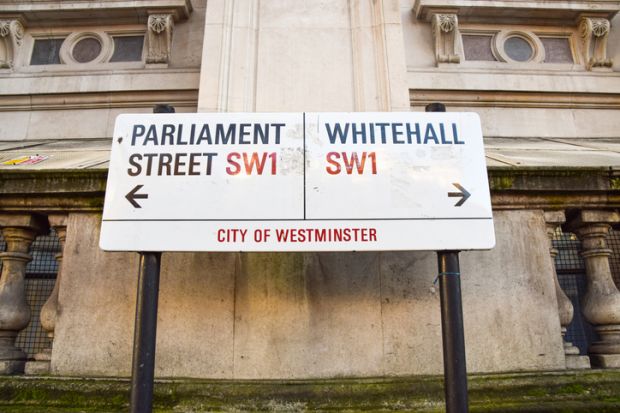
[100,112,495,251]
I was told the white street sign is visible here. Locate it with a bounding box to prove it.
[100,112,495,251]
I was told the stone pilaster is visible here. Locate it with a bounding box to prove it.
[25,214,67,375]
[566,210,620,368]
[0,214,48,374]
[545,211,590,369]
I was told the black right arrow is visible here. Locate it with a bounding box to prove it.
[448,183,471,207]
[126,184,148,208]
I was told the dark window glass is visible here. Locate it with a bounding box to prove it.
[504,36,533,62]
[541,37,573,63]
[110,36,144,62]
[72,37,102,63]
[30,38,64,65]
[462,35,496,61]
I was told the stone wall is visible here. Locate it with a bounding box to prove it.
[51,210,564,378]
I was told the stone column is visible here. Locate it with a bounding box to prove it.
[566,210,620,368]
[545,211,590,369]
[0,214,48,374]
[25,214,67,375]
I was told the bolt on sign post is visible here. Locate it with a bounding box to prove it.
[100,108,495,413]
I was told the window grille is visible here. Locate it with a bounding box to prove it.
[0,230,59,359]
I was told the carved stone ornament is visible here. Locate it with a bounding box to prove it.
[431,13,460,64]
[0,20,24,69]
[580,17,612,70]
[436,14,457,33]
[147,14,173,64]
[149,15,169,34]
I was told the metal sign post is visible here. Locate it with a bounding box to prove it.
[130,252,161,413]
[427,103,469,413]
[129,105,173,413]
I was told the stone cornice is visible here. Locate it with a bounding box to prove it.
[0,0,193,26]
[0,170,107,212]
[414,0,620,24]
[489,167,620,210]
[0,90,198,112]
[410,89,620,110]
[1,167,620,213]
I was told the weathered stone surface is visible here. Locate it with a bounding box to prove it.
[52,210,564,378]
[232,252,384,378]
[52,213,236,378]
[24,360,50,375]
[51,213,139,376]
[590,354,620,368]
[566,355,592,369]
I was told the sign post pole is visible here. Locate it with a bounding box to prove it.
[129,104,174,413]
[130,251,161,413]
[437,251,468,412]
[427,102,469,413]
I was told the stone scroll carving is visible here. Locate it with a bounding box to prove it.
[0,20,24,69]
[431,13,460,65]
[580,17,612,70]
[146,14,174,64]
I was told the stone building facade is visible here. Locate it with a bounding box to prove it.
[0,0,619,379]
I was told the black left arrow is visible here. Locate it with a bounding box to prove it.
[448,183,471,207]
[126,184,148,208]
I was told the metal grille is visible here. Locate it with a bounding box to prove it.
[0,231,59,359]
[606,229,620,289]
[552,229,598,355]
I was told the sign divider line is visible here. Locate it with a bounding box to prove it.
[102,217,494,222]
[303,112,307,221]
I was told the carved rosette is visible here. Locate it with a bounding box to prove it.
[580,17,612,70]
[147,14,174,64]
[435,14,457,33]
[431,13,460,64]
[0,20,25,69]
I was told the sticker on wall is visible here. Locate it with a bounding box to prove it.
[2,155,49,166]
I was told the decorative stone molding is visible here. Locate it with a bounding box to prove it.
[0,1,192,24]
[0,214,48,375]
[580,17,612,70]
[146,14,173,64]
[431,13,460,64]
[566,210,620,368]
[544,211,590,369]
[0,19,24,69]
[25,214,67,375]
[413,1,620,25]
